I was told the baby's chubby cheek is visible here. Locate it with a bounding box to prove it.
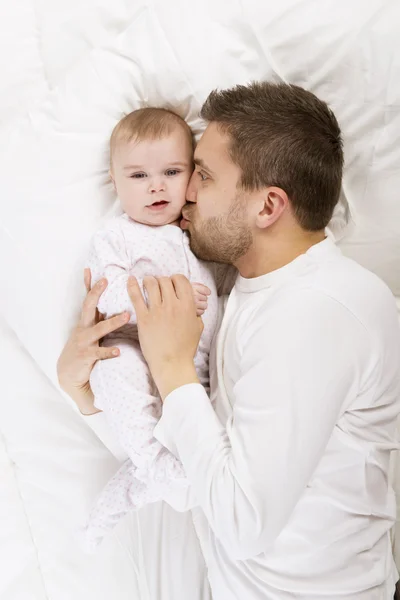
[119,194,146,220]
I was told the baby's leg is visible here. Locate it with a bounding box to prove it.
[91,336,188,483]
[81,460,147,552]
[82,457,191,551]
[83,338,191,548]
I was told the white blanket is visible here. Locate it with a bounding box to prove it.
[1,1,399,598]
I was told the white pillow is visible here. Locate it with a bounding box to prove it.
[1,0,399,385]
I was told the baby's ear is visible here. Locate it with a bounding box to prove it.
[108,170,116,190]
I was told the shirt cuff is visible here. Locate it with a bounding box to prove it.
[154,383,224,466]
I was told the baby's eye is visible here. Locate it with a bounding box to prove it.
[166,169,180,176]
[131,172,146,179]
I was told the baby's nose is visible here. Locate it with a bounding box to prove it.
[149,176,166,193]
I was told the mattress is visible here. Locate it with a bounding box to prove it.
[1,0,399,598]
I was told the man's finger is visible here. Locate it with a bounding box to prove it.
[84,268,92,294]
[90,312,130,343]
[197,315,205,335]
[80,278,107,327]
[172,274,195,303]
[158,277,177,304]
[142,276,162,308]
[96,346,120,360]
[128,277,149,317]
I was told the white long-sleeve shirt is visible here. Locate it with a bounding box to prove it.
[85,238,400,599]
[154,238,400,599]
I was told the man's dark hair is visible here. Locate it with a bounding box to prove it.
[200,82,344,231]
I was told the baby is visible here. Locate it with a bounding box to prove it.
[81,108,218,551]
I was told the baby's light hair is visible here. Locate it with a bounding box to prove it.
[110,107,194,169]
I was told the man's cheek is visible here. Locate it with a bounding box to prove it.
[196,190,210,215]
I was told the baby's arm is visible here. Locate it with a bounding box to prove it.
[87,227,139,324]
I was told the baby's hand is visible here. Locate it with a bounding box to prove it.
[192,282,211,316]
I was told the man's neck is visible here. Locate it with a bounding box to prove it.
[235,230,326,279]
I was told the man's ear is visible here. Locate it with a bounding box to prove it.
[254,186,289,230]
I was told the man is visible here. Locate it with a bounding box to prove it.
[58,82,400,598]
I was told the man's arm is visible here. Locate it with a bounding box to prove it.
[154,292,373,560]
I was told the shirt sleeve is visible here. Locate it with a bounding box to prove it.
[87,227,139,323]
[154,291,372,560]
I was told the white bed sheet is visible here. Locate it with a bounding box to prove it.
[0,315,210,600]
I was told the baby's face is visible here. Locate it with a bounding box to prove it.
[111,128,193,226]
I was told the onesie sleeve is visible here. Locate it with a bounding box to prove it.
[87,226,138,323]
[154,291,373,560]
[82,412,129,463]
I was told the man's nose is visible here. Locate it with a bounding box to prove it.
[149,177,165,193]
[185,172,198,204]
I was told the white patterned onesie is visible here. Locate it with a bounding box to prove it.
[82,213,218,550]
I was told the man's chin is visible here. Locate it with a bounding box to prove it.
[187,233,212,262]
[182,222,213,261]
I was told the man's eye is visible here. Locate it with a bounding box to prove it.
[198,171,208,182]
[166,169,180,176]
[131,172,146,179]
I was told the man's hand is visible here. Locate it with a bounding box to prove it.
[56,269,130,414]
[127,275,202,401]
[192,282,211,316]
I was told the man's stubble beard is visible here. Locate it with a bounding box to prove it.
[187,193,253,264]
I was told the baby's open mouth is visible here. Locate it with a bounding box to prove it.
[148,200,169,210]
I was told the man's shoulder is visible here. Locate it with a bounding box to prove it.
[240,284,357,328]
[307,253,398,330]
[237,256,398,348]
[316,252,394,302]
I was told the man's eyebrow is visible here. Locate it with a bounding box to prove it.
[194,157,214,175]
